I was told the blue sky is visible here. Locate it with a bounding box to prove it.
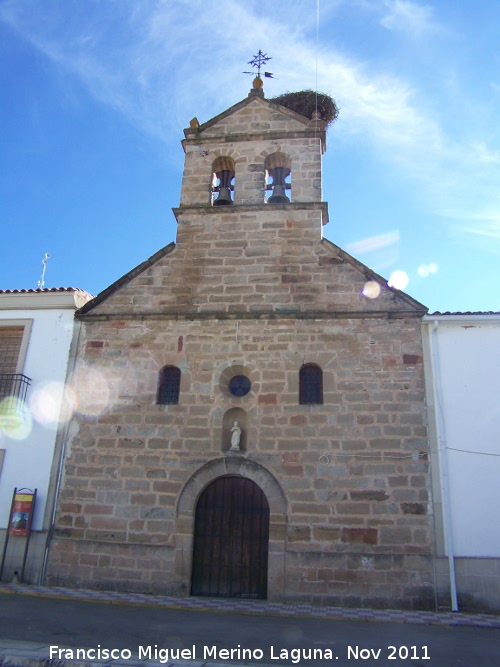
[1,0,499,313]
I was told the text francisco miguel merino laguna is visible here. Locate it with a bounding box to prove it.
[50,644,349,663]
[50,644,432,663]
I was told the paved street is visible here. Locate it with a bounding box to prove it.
[0,585,499,667]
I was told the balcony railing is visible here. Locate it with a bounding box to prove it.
[0,373,32,425]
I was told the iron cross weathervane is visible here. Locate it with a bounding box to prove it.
[243,50,277,79]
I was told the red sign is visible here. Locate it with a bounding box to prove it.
[9,493,34,536]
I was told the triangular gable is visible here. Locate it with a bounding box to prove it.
[77,243,175,315]
[185,93,321,140]
[78,232,427,320]
[321,238,428,315]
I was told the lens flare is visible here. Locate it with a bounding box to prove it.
[418,262,438,278]
[362,281,382,299]
[388,270,409,290]
[0,397,33,440]
[30,381,77,428]
[69,367,113,416]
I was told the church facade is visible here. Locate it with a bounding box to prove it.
[46,81,435,609]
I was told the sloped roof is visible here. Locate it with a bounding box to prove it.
[428,311,500,316]
[0,287,89,295]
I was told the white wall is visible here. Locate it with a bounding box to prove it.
[0,300,79,531]
[424,316,500,557]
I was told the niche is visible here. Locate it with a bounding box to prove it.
[222,407,248,453]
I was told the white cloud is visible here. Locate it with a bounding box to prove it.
[346,231,400,255]
[380,0,436,36]
[2,0,500,256]
[462,214,500,241]
[464,222,500,240]
[0,0,441,155]
[471,142,500,165]
[346,231,401,272]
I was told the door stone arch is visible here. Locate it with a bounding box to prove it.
[173,457,287,600]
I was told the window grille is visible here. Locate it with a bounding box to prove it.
[0,373,31,403]
[299,364,323,405]
[157,366,181,404]
[0,374,31,425]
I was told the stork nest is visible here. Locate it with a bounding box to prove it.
[269,90,339,126]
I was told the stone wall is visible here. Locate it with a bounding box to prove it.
[82,207,419,320]
[47,313,433,608]
[46,92,434,609]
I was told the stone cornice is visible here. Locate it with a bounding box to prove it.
[0,290,92,310]
[182,129,326,149]
[77,309,426,322]
[173,201,329,224]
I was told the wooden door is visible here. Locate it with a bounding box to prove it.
[191,476,269,598]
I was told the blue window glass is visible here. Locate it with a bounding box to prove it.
[157,366,181,404]
[299,364,323,405]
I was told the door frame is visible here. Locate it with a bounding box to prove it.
[173,457,287,601]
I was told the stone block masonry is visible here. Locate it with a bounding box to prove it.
[47,313,433,609]
[46,88,434,609]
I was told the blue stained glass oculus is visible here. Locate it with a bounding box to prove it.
[229,375,251,397]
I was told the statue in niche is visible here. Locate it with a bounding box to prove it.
[230,421,242,451]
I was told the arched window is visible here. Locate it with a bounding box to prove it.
[157,366,181,404]
[299,363,323,405]
[265,152,291,204]
[212,156,235,206]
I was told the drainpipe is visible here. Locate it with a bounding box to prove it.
[429,320,458,611]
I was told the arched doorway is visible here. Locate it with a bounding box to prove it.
[191,476,270,598]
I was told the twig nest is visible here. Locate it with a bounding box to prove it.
[270,90,339,126]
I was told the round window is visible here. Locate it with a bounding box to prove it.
[228,375,251,397]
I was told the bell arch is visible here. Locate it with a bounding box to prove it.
[173,458,287,600]
[265,152,291,203]
[212,156,235,206]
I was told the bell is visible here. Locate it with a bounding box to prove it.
[267,166,290,204]
[213,187,233,206]
[213,169,234,206]
[268,184,290,204]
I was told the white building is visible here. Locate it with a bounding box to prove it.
[0,288,92,583]
[423,313,500,613]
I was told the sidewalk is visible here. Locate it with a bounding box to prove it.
[1,583,499,667]
[1,582,499,627]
